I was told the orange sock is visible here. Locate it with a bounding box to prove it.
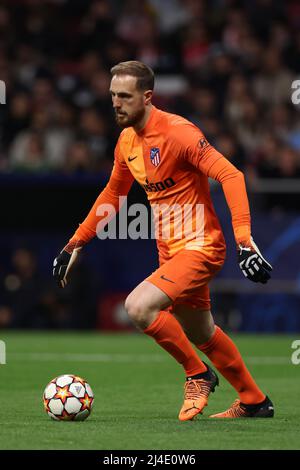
[144,310,206,377]
[198,326,265,404]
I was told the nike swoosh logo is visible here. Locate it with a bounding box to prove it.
[160,275,175,284]
[128,156,138,162]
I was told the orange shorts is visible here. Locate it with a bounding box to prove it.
[146,248,225,311]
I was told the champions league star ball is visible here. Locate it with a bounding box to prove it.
[43,374,94,421]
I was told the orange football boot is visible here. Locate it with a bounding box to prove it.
[179,363,219,421]
[209,396,274,418]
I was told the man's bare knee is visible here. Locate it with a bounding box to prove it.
[173,307,215,345]
[125,281,172,329]
[124,294,145,323]
[125,294,157,329]
[185,323,215,345]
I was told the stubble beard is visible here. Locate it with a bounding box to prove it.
[115,107,146,129]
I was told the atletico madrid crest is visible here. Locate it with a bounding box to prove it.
[150,147,161,167]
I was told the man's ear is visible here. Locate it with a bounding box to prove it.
[144,90,153,105]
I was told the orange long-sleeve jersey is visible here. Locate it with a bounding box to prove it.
[67,106,251,258]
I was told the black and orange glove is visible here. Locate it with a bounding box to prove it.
[238,237,273,284]
[53,241,83,288]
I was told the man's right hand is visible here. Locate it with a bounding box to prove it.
[53,245,82,288]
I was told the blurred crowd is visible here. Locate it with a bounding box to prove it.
[0,0,300,179]
[1,0,300,330]
[0,246,98,329]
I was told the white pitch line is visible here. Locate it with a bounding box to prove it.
[8,352,167,363]
[244,356,291,365]
[7,353,292,365]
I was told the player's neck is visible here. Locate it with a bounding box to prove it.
[133,104,153,133]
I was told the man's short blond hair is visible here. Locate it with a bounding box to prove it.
[110,61,154,91]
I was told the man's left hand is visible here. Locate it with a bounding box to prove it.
[238,238,273,284]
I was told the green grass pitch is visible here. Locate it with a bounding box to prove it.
[0,331,299,450]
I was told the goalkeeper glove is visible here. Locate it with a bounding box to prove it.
[53,242,82,288]
[238,237,272,284]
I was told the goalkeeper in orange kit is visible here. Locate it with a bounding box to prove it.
[53,61,274,420]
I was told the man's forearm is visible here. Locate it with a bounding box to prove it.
[66,177,132,249]
[221,171,251,246]
[205,154,251,246]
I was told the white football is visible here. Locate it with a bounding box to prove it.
[43,374,94,421]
